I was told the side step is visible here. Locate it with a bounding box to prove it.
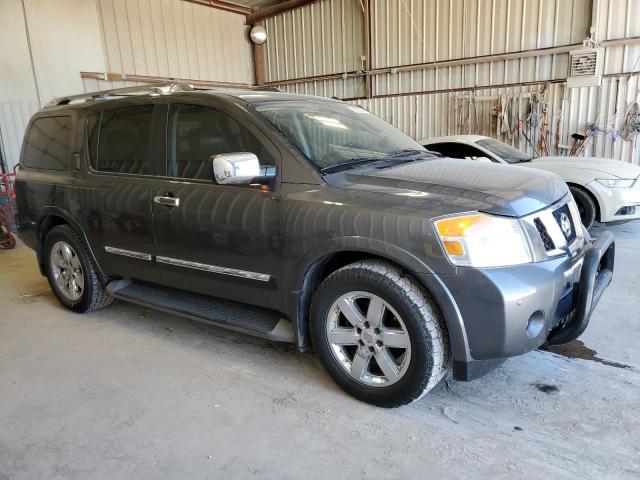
[106,280,295,343]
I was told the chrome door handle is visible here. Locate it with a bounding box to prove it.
[154,196,180,207]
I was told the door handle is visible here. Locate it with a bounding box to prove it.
[154,195,180,207]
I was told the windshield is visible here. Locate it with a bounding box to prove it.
[254,101,429,172]
[476,138,533,163]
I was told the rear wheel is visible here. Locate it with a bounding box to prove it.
[569,185,597,229]
[310,260,449,407]
[44,225,113,313]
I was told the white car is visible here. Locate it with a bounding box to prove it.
[422,135,640,229]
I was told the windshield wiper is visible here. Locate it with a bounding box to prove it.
[387,148,434,158]
[320,157,390,174]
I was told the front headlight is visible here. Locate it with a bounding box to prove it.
[596,178,635,188]
[434,213,533,267]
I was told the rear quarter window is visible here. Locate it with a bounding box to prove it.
[22,116,72,170]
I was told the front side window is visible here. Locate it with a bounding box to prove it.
[167,104,273,180]
[254,101,428,172]
[476,138,533,164]
[94,105,153,174]
[22,116,71,170]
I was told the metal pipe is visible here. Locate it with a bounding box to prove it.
[342,78,567,102]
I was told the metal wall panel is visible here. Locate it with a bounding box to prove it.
[262,0,638,163]
[97,0,254,83]
[370,0,591,95]
[263,0,365,82]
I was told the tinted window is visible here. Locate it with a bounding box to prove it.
[476,138,533,163]
[167,104,272,180]
[95,105,153,174]
[22,116,71,170]
[425,142,490,160]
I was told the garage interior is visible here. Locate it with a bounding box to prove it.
[1,0,640,478]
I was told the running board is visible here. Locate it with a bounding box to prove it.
[106,280,295,343]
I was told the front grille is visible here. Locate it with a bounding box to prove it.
[534,218,555,251]
[552,204,577,244]
[526,198,583,257]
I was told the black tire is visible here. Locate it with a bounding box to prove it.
[569,185,597,229]
[43,225,113,313]
[310,260,450,408]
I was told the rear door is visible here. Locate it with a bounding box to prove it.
[150,100,283,311]
[79,101,161,282]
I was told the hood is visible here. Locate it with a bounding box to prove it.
[533,156,640,179]
[329,158,568,217]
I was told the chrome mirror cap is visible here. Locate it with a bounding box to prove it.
[212,152,261,185]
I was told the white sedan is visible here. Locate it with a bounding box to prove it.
[422,135,640,229]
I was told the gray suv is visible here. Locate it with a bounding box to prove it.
[15,84,615,407]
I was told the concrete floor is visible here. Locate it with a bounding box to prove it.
[1,223,639,480]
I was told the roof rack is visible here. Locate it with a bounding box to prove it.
[44,82,194,107]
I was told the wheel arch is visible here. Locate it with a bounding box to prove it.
[567,182,601,222]
[35,207,106,281]
[288,238,471,363]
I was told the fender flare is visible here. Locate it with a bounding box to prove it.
[34,206,106,280]
[287,236,471,362]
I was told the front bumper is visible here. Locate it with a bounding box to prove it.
[440,232,615,381]
[588,179,640,222]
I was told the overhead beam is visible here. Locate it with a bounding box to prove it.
[246,0,319,25]
[80,71,252,89]
[182,0,251,16]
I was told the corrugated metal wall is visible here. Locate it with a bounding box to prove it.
[264,0,366,98]
[264,0,640,164]
[97,0,254,84]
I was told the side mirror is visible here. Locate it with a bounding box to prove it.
[212,152,262,185]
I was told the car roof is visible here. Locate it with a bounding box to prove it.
[420,134,490,145]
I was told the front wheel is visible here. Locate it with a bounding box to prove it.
[310,260,450,407]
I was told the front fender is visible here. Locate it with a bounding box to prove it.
[285,236,470,362]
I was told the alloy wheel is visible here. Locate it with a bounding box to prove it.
[49,241,84,301]
[326,291,412,387]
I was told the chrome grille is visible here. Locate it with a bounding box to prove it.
[523,197,584,257]
[534,218,554,251]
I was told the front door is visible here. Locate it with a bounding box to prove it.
[151,102,282,311]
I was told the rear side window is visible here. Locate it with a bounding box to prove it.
[93,105,153,175]
[22,116,71,170]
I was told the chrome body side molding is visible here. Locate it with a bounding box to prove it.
[156,256,271,282]
[104,246,152,261]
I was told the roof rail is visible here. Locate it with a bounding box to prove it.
[44,82,194,107]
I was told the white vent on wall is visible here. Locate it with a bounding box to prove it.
[567,48,604,88]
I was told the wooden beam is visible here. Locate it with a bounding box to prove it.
[80,71,252,89]
[246,0,319,25]
[182,0,251,16]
